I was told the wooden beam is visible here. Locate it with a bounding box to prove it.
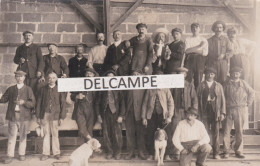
[71,0,102,32]
[103,0,111,45]
[215,0,253,32]
[111,0,144,31]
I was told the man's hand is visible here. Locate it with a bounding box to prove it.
[97,115,103,123]
[165,118,171,124]
[76,93,85,99]
[181,149,188,155]
[219,114,225,121]
[14,99,25,105]
[20,58,26,64]
[58,119,64,126]
[191,144,200,153]
[142,119,148,127]
[143,66,149,73]
[218,54,225,60]
[112,65,119,71]
[61,74,67,78]
[38,77,45,83]
[86,135,92,140]
[36,71,42,78]
[37,118,41,125]
[117,116,123,123]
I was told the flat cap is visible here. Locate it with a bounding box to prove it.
[47,43,58,47]
[22,31,34,36]
[153,70,164,75]
[204,67,217,74]
[230,66,243,73]
[191,22,200,28]
[136,23,147,29]
[176,67,188,73]
[14,70,27,76]
[84,68,98,76]
[171,28,182,34]
[185,107,199,116]
[227,27,238,34]
[104,69,117,76]
[131,69,143,75]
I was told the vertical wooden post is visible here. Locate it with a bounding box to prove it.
[103,0,111,45]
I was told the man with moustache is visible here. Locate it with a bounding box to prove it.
[13,31,44,95]
[68,44,89,78]
[129,23,153,75]
[197,67,226,159]
[185,23,208,89]
[207,21,233,85]
[87,33,108,76]
[103,30,131,76]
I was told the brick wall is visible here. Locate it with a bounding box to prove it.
[0,0,255,126]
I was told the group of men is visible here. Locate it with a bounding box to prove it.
[0,20,256,166]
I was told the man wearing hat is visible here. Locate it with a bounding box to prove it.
[124,70,147,160]
[0,71,35,164]
[13,31,44,95]
[172,107,212,166]
[222,67,255,159]
[165,28,185,74]
[207,21,233,85]
[68,43,88,78]
[151,28,171,74]
[197,67,226,159]
[103,30,131,76]
[227,27,256,82]
[95,70,125,160]
[87,33,108,76]
[141,70,174,160]
[184,23,208,89]
[70,68,98,142]
[171,67,198,159]
[129,23,153,75]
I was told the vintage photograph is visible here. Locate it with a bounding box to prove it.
[0,0,260,166]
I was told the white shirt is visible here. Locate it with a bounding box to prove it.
[15,83,25,111]
[172,119,210,151]
[206,81,214,101]
[230,38,256,56]
[87,44,108,65]
[114,40,122,47]
[185,36,208,56]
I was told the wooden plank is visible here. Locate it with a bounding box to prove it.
[215,0,253,32]
[111,0,144,31]
[103,0,111,45]
[71,0,102,32]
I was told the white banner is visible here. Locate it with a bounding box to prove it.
[57,74,184,92]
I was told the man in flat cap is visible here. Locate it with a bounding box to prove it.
[103,30,131,76]
[207,21,233,85]
[0,71,35,164]
[87,33,108,76]
[172,107,212,166]
[197,67,226,159]
[165,28,185,74]
[185,23,208,89]
[227,27,256,82]
[129,23,153,75]
[171,67,198,160]
[14,31,44,95]
[124,70,147,160]
[222,67,255,159]
[68,43,89,78]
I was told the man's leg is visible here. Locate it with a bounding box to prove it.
[196,144,212,166]
[223,110,234,157]
[42,114,51,157]
[146,113,157,156]
[7,121,18,158]
[125,110,136,158]
[136,120,146,159]
[180,152,193,166]
[111,112,123,158]
[233,107,244,156]
[18,120,30,157]
[103,110,114,157]
[50,120,60,156]
[76,108,90,140]
[211,118,220,157]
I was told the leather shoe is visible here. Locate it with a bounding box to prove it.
[54,154,61,160]
[139,152,147,160]
[235,153,245,159]
[125,152,134,160]
[19,155,26,161]
[4,157,13,164]
[164,155,171,161]
[41,155,49,161]
[147,155,153,160]
[223,153,229,159]
[106,154,113,160]
[114,154,121,160]
[213,154,221,159]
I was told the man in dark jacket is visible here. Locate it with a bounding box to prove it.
[124,70,147,160]
[95,70,125,160]
[68,44,88,78]
[13,31,44,95]
[36,72,67,161]
[103,30,131,76]
[197,67,226,159]
[0,70,35,164]
[129,23,153,75]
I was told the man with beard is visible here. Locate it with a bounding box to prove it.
[185,23,208,89]
[227,27,256,82]
[129,23,153,75]
[87,33,108,76]
[103,30,131,76]
[207,21,233,85]
[223,67,255,159]
[13,31,44,95]
[68,44,88,78]
[197,67,226,159]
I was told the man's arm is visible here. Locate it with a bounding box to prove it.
[24,87,36,109]
[87,48,94,68]
[0,88,10,103]
[191,83,198,109]
[172,123,185,152]
[60,56,69,77]
[243,81,255,106]
[36,46,44,77]
[145,38,154,68]
[198,122,210,145]
[59,92,67,120]
[166,89,174,120]
[14,47,21,65]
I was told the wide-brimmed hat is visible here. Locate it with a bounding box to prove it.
[185,107,199,116]
[204,67,217,74]
[152,28,170,43]
[14,70,27,76]
[176,67,188,73]
[211,20,226,32]
[230,66,243,73]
